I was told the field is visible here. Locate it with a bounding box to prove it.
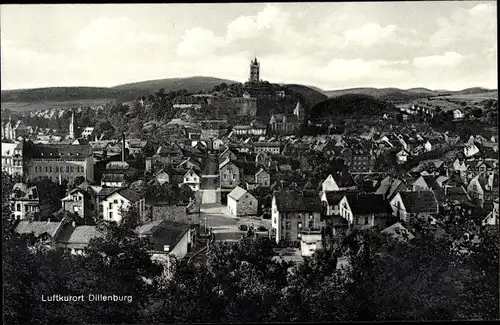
[435,91,498,102]
[397,91,497,112]
[1,99,116,113]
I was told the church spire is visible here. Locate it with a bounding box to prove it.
[69,111,75,140]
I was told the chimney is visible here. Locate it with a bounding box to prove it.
[46,218,51,223]
[72,220,76,228]
[122,133,126,162]
[163,245,170,252]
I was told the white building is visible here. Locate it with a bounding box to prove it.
[227,186,258,217]
[101,188,146,224]
[183,168,201,191]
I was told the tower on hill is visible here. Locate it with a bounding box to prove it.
[249,57,260,83]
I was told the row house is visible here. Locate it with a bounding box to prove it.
[465,159,497,181]
[219,158,268,189]
[253,142,281,155]
[271,190,323,251]
[232,121,267,136]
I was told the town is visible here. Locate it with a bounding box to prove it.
[2,2,498,323]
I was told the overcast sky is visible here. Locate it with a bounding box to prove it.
[1,2,497,91]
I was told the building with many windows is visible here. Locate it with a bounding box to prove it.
[271,190,323,246]
[24,142,94,183]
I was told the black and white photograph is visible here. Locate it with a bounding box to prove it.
[1,1,498,323]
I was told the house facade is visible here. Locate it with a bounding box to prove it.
[390,191,439,223]
[255,168,271,187]
[183,168,201,191]
[227,186,258,216]
[101,189,146,224]
[9,183,40,220]
[338,194,389,229]
[271,191,323,246]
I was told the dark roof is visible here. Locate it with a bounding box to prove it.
[324,191,349,206]
[433,186,470,204]
[375,176,405,200]
[56,225,104,248]
[274,190,322,212]
[332,170,357,188]
[344,194,389,214]
[136,220,190,251]
[94,187,120,198]
[101,173,126,183]
[399,191,438,214]
[15,221,62,238]
[29,144,91,158]
[116,188,142,202]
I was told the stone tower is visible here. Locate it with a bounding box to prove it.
[69,111,75,140]
[249,57,260,83]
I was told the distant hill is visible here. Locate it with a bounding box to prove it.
[1,87,132,103]
[324,87,498,102]
[1,77,238,103]
[309,94,398,122]
[282,84,328,108]
[113,76,237,93]
[457,87,496,95]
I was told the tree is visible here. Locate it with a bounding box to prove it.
[71,176,85,188]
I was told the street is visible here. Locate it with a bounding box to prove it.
[199,203,272,234]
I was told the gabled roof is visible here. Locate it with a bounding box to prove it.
[228,186,249,200]
[323,191,349,206]
[274,190,322,212]
[136,220,190,251]
[105,188,142,202]
[56,225,103,247]
[398,191,438,214]
[331,170,357,188]
[375,176,405,200]
[15,221,63,238]
[343,194,389,214]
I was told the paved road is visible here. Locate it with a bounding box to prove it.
[200,203,272,230]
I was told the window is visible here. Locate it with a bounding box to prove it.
[309,221,313,229]
[223,175,227,180]
[55,167,58,172]
[109,212,113,219]
[285,221,291,230]
[113,199,118,204]
[67,166,70,173]
[70,167,74,173]
[99,205,103,212]
[109,202,112,209]
[121,200,124,204]
[16,204,21,211]
[364,217,369,225]
[45,167,48,173]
